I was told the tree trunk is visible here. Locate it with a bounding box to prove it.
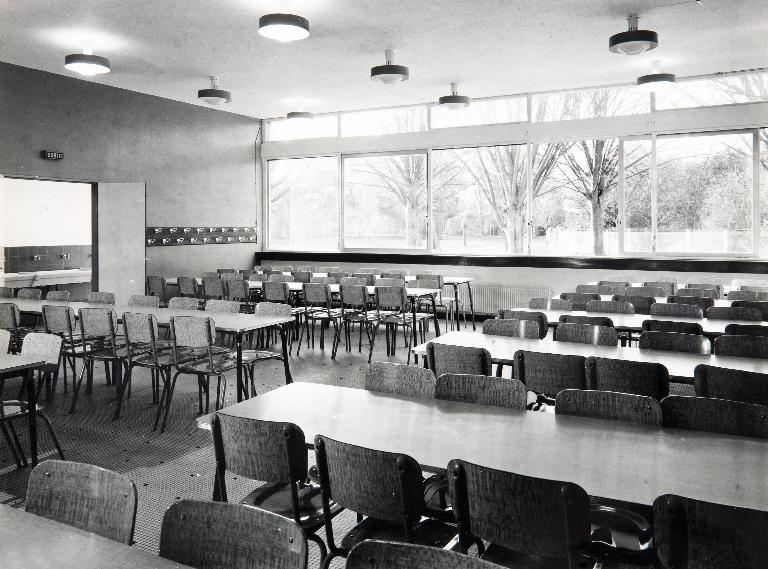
[592,189,605,255]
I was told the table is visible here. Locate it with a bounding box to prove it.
[0,355,45,465]
[588,295,732,307]
[1,504,193,569]
[202,383,768,510]
[412,330,768,378]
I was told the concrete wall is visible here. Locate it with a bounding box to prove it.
[0,61,261,277]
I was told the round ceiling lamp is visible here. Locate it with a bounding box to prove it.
[64,49,110,76]
[287,111,314,120]
[198,76,231,105]
[637,60,676,93]
[609,15,658,55]
[438,83,470,110]
[371,50,409,84]
[258,13,310,42]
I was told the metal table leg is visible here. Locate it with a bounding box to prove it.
[26,368,38,466]
[236,331,244,402]
[280,324,293,384]
[467,282,476,331]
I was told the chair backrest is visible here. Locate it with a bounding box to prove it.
[426,343,492,377]
[558,314,614,327]
[643,281,676,295]
[626,286,664,297]
[654,494,768,569]
[0,302,20,332]
[202,272,220,279]
[159,499,307,569]
[310,276,335,284]
[79,307,119,340]
[549,299,573,311]
[205,299,241,313]
[328,271,351,283]
[713,335,768,358]
[168,296,199,310]
[483,318,541,339]
[706,306,762,321]
[26,460,137,544]
[352,273,376,286]
[177,276,198,296]
[381,270,407,279]
[559,292,599,310]
[220,272,244,281]
[318,266,341,273]
[340,284,368,309]
[172,315,215,349]
[667,295,715,312]
[639,331,711,354]
[650,302,704,319]
[528,298,548,310]
[203,278,225,298]
[0,287,13,299]
[0,329,9,354]
[661,396,768,438]
[315,435,424,525]
[555,389,662,426]
[375,286,407,312]
[295,265,315,273]
[364,361,436,399]
[597,280,631,295]
[738,284,768,291]
[21,333,62,364]
[217,268,236,274]
[497,310,548,339]
[255,301,293,318]
[513,351,587,397]
[346,540,499,569]
[340,276,366,287]
[291,271,311,283]
[435,374,526,409]
[727,290,765,302]
[586,357,669,400]
[448,459,591,563]
[146,275,167,295]
[585,300,635,314]
[376,277,403,287]
[263,281,290,304]
[694,364,768,405]
[17,287,42,300]
[128,295,160,308]
[555,323,618,346]
[415,275,444,289]
[575,284,613,295]
[226,280,249,302]
[612,295,653,315]
[685,282,722,293]
[87,291,116,305]
[45,290,71,302]
[268,274,295,283]
[641,319,703,335]
[42,304,77,337]
[270,265,294,272]
[123,312,161,356]
[678,287,720,299]
[731,301,768,320]
[303,282,332,307]
[723,323,768,337]
[358,267,379,274]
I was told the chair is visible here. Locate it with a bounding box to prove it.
[559,292,599,311]
[211,414,336,561]
[678,287,720,299]
[556,389,662,426]
[295,265,315,273]
[310,276,335,284]
[42,304,82,391]
[340,276,366,287]
[202,278,225,300]
[314,435,457,568]
[374,285,414,362]
[376,277,403,286]
[713,335,768,358]
[359,267,380,274]
[555,323,618,346]
[667,295,715,312]
[514,351,587,408]
[216,268,236,274]
[528,298,548,309]
[319,266,342,273]
[298,283,342,356]
[352,273,376,286]
[202,271,220,279]
[575,284,613,295]
[364,361,436,399]
[653,494,768,569]
[727,290,767,302]
[738,283,768,291]
[328,271,351,283]
[20,332,63,399]
[661,396,768,438]
[625,286,664,297]
[650,302,704,319]
[335,284,378,363]
[585,300,634,314]
[291,271,312,284]
[641,319,703,335]
[146,275,167,304]
[642,281,676,296]
[724,323,768,336]
[426,343,492,377]
[597,281,631,295]
[237,302,293,398]
[435,374,526,409]
[86,291,116,305]
[381,270,408,279]
[612,295,653,315]
[26,460,137,544]
[168,296,199,310]
[0,287,13,299]
[205,299,241,313]
[496,310,548,339]
[45,290,70,302]
[271,265,294,272]
[558,314,614,327]
[0,329,8,353]
[160,499,307,569]
[694,364,768,405]
[732,301,768,320]
[686,282,722,294]
[0,302,22,352]
[127,295,160,307]
[226,279,251,307]
[483,318,540,339]
[177,276,198,298]
[585,357,669,400]
[549,298,573,311]
[706,306,762,321]
[346,540,499,569]
[17,288,42,300]
[638,331,711,354]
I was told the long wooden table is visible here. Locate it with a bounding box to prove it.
[1,504,193,569]
[0,355,45,465]
[412,330,768,378]
[202,382,768,510]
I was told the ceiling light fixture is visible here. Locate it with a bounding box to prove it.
[637,60,676,93]
[438,83,470,110]
[609,15,658,55]
[370,50,409,84]
[287,111,314,120]
[258,13,310,42]
[198,76,231,105]
[64,48,110,76]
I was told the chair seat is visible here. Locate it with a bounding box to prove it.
[343,311,378,323]
[232,350,284,364]
[132,348,201,368]
[178,354,238,374]
[339,516,457,552]
[240,482,343,533]
[0,400,43,419]
[379,313,412,326]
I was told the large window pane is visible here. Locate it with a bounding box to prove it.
[340,106,427,137]
[656,72,768,110]
[267,115,338,141]
[431,97,527,129]
[761,129,768,256]
[656,132,753,255]
[623,139,653,253]
[268,157,338,251]
[531,139,619,256]
[432,145,527,254]
[532,86,649,122]
[343,153,427,249]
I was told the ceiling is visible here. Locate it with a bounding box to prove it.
[0,0,766,119]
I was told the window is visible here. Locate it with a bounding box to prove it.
[343,153,427,249]
[656,132,753,255]
[761,129,768,254]
[267,115,338,141]
[432,145,528,254]
[532,86,649,122]
[623,138,653,253]
[340,106,427,137]
[430,96,527,129]
[267,157,339,251]
[656,71,768,110]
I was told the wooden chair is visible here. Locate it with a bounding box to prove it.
[641,319,703,335]
[364,361,436,399]
[559,292,599,311]
[45,290,71,302]
[555,323,618,346]
[575,284,613,295]
[335,284,378,363]
[86,291,116,305]
[17,288,42,300]
[146,275,167,305]
[694,364,768,405]
[732,300,768,320]
[0,302,22,352]
[679,287,720,299]
[314,435,457,568]
[426,343,492,378]
[723,323,768,336]
[20,332,63,400]
[0,329,9,353]
[298,283,342,356]
[291,270,312,284]
[346,540,500,569]
[168,296,199,310]
[586,357,669,400]
[528,298,548,309]
[586,300,634,314]
[496,310,548,339]
[597,281,631,295]
[514,351,587,408]
[654,494,768,569]
[26,460,137,544]
[626,286,664,297]
[667,295,715,312]
[558,314,614,327]
[713,335,768,358]
[638,331,711,354]
[202,271,221,279]
[727,290,766,302]
[661,396,768,438]
[435,374,526,409]
[202,278,225,300]
[160,499,307,569]
[127,295,160,307]
[373,286,413,362]
[650,302,704,319]
[706,306,762,321]
[612,295,653,315]
[0,287,13,299]
[549,298,573,311]
[177,276,198,298]
[556,389,662,426]
[642,281,676,296]
[216,268,236,274]
[211,414,340,561]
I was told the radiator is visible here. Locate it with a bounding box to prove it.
[452,286,553,316]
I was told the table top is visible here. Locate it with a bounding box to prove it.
[587,295,732,307]
[0,354,45,375]
[167,275,474,286]
[412,330,768,378]
[538,308,735,335]
[246,282,440,298]
[208,383,768,510]
[1,505,192,569]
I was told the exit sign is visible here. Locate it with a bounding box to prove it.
[40,150,64,160]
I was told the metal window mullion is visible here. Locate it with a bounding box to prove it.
[526,142,533,255]
[338,154,345,252]
[262,157,270,250]
[427,148,433,254]
[651,134,658,256]
[618,138,625,255]
[753,129,761,257]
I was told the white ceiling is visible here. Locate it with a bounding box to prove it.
[0,0,766,119]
